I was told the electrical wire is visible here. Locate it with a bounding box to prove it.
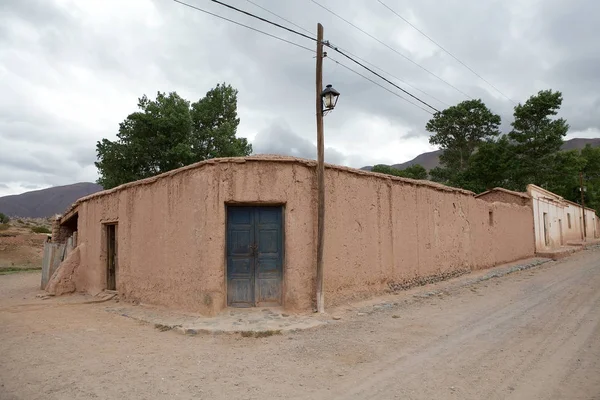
[326,43,439,112]
[327,57,434,114]
[243,0,449,107]
[309,0,473,100]
[377,0,516,104]
[245,0,314,36]
[173,0,315,53]
[173,0,440,113]
[331,44,450,108]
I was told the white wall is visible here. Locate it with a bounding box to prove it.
[528,184,598,252]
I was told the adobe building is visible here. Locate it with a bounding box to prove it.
[527,184,598,251]
[476,185,599,253]
[47,156,536,315]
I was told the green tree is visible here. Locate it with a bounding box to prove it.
[508,89,569,188]
[0,213,9,224]
[460,136,516,193]
[544,150,587,202]
[95,84,252,189]
[581,144,600,213]
[426,99,501,186]
[372,164,428,180]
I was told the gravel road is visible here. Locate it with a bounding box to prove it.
[1,248,599,399]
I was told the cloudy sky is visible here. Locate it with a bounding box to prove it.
[1,0,599,196]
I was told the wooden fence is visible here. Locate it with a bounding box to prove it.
[41,235,76,290]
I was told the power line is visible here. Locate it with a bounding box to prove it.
[203,0,316,42]
[333,44,450,108]
[377,0,516,104]
[325,42,439,112]
[173,0,439,112]
[327,57,434,114]
[243,0,448,107]
[245,0,314,36]
[309,0,473,100]
[173,0,315,53]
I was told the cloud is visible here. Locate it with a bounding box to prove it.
[1,0,599,196]
[252,121,353,166]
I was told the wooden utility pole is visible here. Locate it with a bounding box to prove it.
[580,171,587,240]
[315,23,325,314]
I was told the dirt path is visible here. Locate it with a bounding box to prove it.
[1,249,600,400]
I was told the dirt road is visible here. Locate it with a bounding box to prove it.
[1,249,600,400]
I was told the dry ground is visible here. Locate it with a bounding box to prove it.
[1,249,600,400]
[0,219,50,270]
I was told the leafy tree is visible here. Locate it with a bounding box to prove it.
[95,84,252,189]
[544,150,587,202]
[372,164,428,180]
[401,164,428,180]
[581,144,600,213]
[508,89,569,188]
[460,136,516,193]
[427,99,501,185]
[0,213,9,224]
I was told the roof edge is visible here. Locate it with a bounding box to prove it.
[475,187,530,200]
[60,155,477,218]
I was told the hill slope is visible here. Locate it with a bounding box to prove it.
[362,137,600,171]
[0,182,103,218]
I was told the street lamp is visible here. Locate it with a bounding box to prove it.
[321,84,340,114]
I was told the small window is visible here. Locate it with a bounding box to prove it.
[488,210,494,226]
[567,213,572,229]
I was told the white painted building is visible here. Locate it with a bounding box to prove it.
[527,184,598,252]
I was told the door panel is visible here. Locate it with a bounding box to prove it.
[106,224,117,291]
[255,208,283,306]
[227,208,255,307]
[227,206,283,307]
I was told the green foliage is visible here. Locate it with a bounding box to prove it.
[427,99,501,185]
[581,144,600,212]
[372,164,428,180]
[95,83,252,189]
[31,226,51,234]
[544,150,587,202]
[508,90,569,188]
[459,136,516,193]
[424,90,588,203]
[0,213,9,224]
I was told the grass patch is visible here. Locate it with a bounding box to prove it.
[240,330,282,338]
[0,266,42,275]
[0,223,9,231]
[31,226,51,234]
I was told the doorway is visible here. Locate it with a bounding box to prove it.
[543,213,550,246]
[226,206,283,307]
[559,219,563,245]
[106,224,117,290]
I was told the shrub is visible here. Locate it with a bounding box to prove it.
[31,226,51,234]
[0,223,9,231]
[0,213,9,224]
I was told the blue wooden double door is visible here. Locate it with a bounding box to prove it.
[227,206,283,307]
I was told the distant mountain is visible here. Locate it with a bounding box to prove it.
[362,137,600,172]
[0,182,103,218]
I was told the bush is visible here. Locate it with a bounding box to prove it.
[31,226,51,234]
[0,213,9,224]
[0,223,9,231]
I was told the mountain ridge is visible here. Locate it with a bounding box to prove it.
[0,182,103,218]
[361,138,600,171]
